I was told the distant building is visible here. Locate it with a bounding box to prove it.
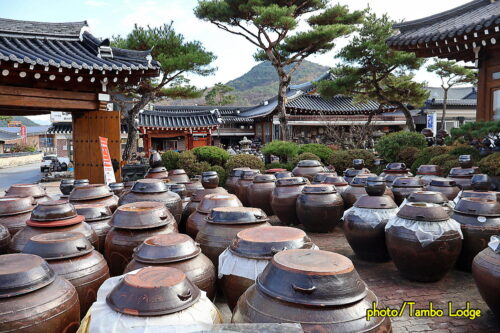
[0,126,51,152]
[0,129,19,153]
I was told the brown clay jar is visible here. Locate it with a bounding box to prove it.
[472,238,500,316]
[271,177,308,225]
[69,184,119,212]
[5,183,51,204]
[448,158,480,190]
[180,186,228,233]
[0,254,80,333]
[232,249,392,332]
[104,201,178,276]
[391,177,425,205]
[201,171,220,189]
[322,175,349,193]
[416,165,442,186]
[0,196,34,236]
[292,160,324,181]
[343,159,371,184]
[186,193,242,239]
[426,178,461,200]
[226,168,251,194]
[235,170,260,206]
[124,233,216,300]
[380,162,413,187]
[247,174,276,215]
[22,232,110,318]
[407,191,453,215]
[0,224,10,254]
[341,175,392,209]
[74,203,112,254]
[168,169,191,183]
[196,207,271,269]
[145,166,169,180]
[296,184,344,233]
[311,172,337,184]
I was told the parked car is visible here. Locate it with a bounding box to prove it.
[41,155,69,172]
[41,155,57,172]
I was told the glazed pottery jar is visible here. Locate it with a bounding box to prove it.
[74,179,90,187]
[74,203,113,253]
[196,207,271,269]
[0,224,10,254]
[181,186,228,233]
[181,177,204,197]
[104,201,178,276]
[232,249,392,332]
[452,197,500,271]
[341,175,392,209]
[10,200,98,253]
[81,267,222,332]
[311,172,337,184]
[186,193,243,239]
[380,162,413,186]
[296,184,344,233]
[472,236,500,316]
[247,174,276,215]
[226,168,251,194]
[0,196,34,235]
[235,170,260,206]
[416,165,442,185]
[343,159,371,184]
[69,184,119,212]
[60,179,75,196]
[145,166,169,180]
[165,183,188,200]
[265,168,287,174]
[454,174,499,203]
[108,182,125,197]
[385,203,463,282]
[292,160,324,181]
[5,183,51,203]
[427,178,461,200]
[274,171,293,179]
[124,233,216,300]
[0,254,80,333]
[344,181,398,262]
[149,151,163,168]
[219,226,315,310]
[271,177,308,225]
[405,191,454,215]
[168,169,191,183]
[22,232,110,318]
[448,155,480,190]
[391,177,425,205]
[119,179,183,223]
[201,171,219,189]
[322,175,349,193]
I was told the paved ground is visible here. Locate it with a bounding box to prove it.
[0,163,42,192]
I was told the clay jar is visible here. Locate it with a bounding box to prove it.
[10,200,98,253]
[108,182,125,197]
[60,179,75,196]
[181,186,228,233]
[166,183,188,200]
[235,170,260,206]
[292,160,324,181]
[149,151,163,167]
[343,159,371,184]
[105,201,178,276]
[416,165,442,186]
[312,172,337,184]
[391,177,425,205]
[274,171,293,179]
[196,207,271,269]
[220,226,315,311]
[448,155,480,190]
[247,174,276,216]
[69,184,119,212]
[119,179,183,224]
[380,162,413,187]
[456,174,499,202]
[201,171,219,189]
[323,175,349,194]
[271,177,308,225]
[0,196,34,236]
[5,183,51,203]
[186,193,243,239]
[226,168,251,194]
[145,166,169,180]
[341,175,392,209]
[0,224,10,254]
[385,203,462,282]
[427,178,461,200]
[22,232,110,318]
[452,197,500,271]
[0,254,80,332]
[74,179,90,187]
[124,233,216,300]
[232,249,392,332]
[406,191,453,215]
[472,237,500,316]
[74,203,113,253]
[296,184,344,233]
[181,177,204,197]
[169,169,191,183]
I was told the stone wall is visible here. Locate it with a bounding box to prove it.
[0,152,43,168]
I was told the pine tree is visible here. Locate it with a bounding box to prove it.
[205,83,236,105]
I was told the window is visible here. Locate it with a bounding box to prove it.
[494,89,500,121]
[39,137,54,147]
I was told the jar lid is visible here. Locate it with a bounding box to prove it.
[312,172,336,183]
[74,203,112,222]
[429,177,457,187]
[274,171,293,179]
[241,170,259,179]
[253,174,276,183]
[106,267,200,316]
[69,184,113,201]
[416,165,441,175]
[296,160,321,167]
[323,175,348,186]
[74,179,90,186]
[470,174,491,191]
[0,196,34,216]
[276,177,307,187]
[351,175,375,186]
[131,179,168,194]
[230,168,251,177]
[148,167,168,173]
[6,184,46,198]
[355,195,397,209]
[449,167,477,177]
[133,234,201,264]
[301,184,336,194]
[191,187,228,202]
[60,179,75,185]
[454,197,500,217]
[110,201,175,229]
[256,249,367,307]
[22,232,94,260]
[265,168,286,173]
[30,200,78,222]
[206,207,269,225]
[26,215,85,227]
[202,171,218,177]
[165,183,187,191]
[392,177,424,188]
[109,182,125,190]
[0,254,56,298]
[229,226,314,259]
[197,193,242,214]
[170,169,188,175]
[384,162,407,170]
[397,202,450,222]
[407,191,448,204]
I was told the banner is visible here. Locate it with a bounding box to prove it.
[20,125,27,144]
[99,136,116,185]
[426,113,437,135]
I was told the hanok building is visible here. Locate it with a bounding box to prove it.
[387,0,500,121]
[0,18,159,182]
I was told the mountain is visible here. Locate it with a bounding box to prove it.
[0,116,39,126]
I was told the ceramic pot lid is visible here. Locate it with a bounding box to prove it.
[417,165,441,175]
[0,196,34,216]
[276,177,307,187]
[355,195,397,209]
[166,183,187,191]
[133,233,201,264]
[26,215,85,227]
[351,175,375,186]
[392,177,424,188]
[109,182,125,190]
[454,197,500,217]
[256,249,367,307]
[384,162,408,172]
[106,267,201,316]
[30,200,77,221]
[253,174,276,183]
[230,168,250,177]
[74,203,112,222]
[202,171,218,177]
[148,167,168,173]
[69,184,113,201]
[230,226,314,259]
[0,254,56,298]
[110,201,174,229]
[297,160,322,167]
[323,175,348,186]
[460,190,499,201]
[429,178,457,187]
[23,232,94,260]
[171,169,188,175]
[397,202,450,222]
[312,172,336,183]
[449,167,477,177]
[6,184,45,198]
[197,194,242,214]
[471,174,490,191]
[61,179,75,185]
[241,170,259,180]
[131,179,168,194]
[265,168,286,174]
[191,187,228,202]
[206,207,269,225]
[407,191,449,204]
[274,171,293,179]
[74,179,90,187]
[302,184,336,194]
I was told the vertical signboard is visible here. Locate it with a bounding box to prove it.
[20,125,27,144]
[99,136,116,184]
[426,112,437,135]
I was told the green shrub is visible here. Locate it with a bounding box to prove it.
[450,120,500,143]
[297,144,333,163]
[410,146,452,173]
[188,161,212,178]
[265,162,288,170]
[375,131,427,163]
[208,165,226,186]
[397,147,420,168]
[327,149,376,174]
[192,146,230,166]
[161,150,180,170]
[449,145,480,161]
[291,152,321,166]
[225,154,265,173]
[478,152,500,176]
[10,144,37,152]
[178,150,197,169]
[428,154,459,175]
[261,141,299,162]
[442,159,460,175]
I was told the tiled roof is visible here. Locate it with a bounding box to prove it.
[0,126,50,135]
[139,110,221,129]
[0,129,19,141]
[48,123,127,134]
[286,94,393,114]
[428,99,477,107]
[151,105,253,125]
[427,87,476,100]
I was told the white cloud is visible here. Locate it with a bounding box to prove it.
[85,0,108,7]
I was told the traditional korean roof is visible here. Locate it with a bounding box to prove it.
[286,94,394,115]
[138,110,222,129]
[425,86,477,108]
[0,129,19,141]
[0,126,50,135]
[47,122,127,134]
[150,105,254,125]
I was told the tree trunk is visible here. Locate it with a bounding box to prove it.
[277,76,291,141]
[440,88,448,131]
[398,103,416,132]
[122,92,154,163]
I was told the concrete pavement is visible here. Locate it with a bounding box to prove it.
[0,163,42,192]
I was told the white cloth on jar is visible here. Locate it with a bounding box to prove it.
[343,206,399,228]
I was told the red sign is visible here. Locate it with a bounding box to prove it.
[99,136,116,184]
[20,125,27,144]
